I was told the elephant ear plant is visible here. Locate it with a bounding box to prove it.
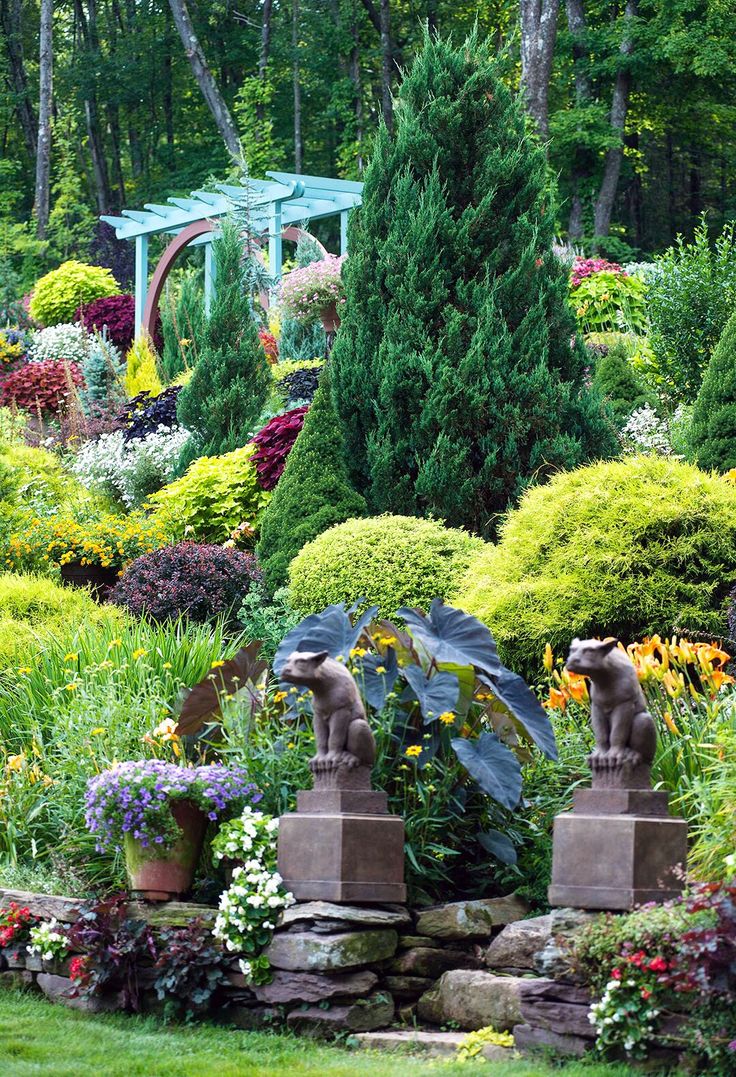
[272,599,558,867]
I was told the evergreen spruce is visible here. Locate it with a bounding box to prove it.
[80,333,126,416]
[176,219,272,459]
[331,31,616,537]
[256,366,367,592]
[689,308,736,471]
[592,341,655,425]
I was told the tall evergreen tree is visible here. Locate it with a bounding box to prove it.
[689,308,736,472]
[176,219,272,459]
[331,31,616,538]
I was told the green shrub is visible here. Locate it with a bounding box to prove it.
[0,572,124,670]
[455,456,736,674]
[288,515,485,618]
[647,219,736,403]
[149,443,270,544]
[159,268,204,381]
[592,340,656,425]
[29,260,119,326]
[689,308,736,471]
[256,367,367,592]
[572,270,648,335]
[0,441,85,511]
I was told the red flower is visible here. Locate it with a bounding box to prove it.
[640,988,652,1000]
[648,956,668,973]
[611,967,622,980]
[626,950,647,967]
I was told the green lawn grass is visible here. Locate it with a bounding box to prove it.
[0,990,641,1077]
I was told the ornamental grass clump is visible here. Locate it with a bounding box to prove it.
[279,254,345,322]
[85,760,259,853]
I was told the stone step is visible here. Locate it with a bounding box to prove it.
[353,1029,514,1061]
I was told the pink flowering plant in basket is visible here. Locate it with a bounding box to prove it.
[279,255,346,322]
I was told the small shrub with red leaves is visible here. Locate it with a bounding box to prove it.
[0,359,83,415]
[258,328,278,364]
[76,294,163,353]
[110,542,263,625]
[251,406,308,491]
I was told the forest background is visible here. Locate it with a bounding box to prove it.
[2,0,736,296]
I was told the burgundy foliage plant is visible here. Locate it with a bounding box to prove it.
[251,405,308,491]
[0,359,84,415]
[76,294,163,353]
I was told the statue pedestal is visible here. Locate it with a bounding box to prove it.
[548,786,687,911]
[278,775,406,904]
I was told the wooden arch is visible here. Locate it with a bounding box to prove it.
[141,222,328,342]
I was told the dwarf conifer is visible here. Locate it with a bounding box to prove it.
[592,341,655,425]
[690,308,736,471]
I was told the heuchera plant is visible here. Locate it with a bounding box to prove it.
[570,257,626,288]
[251,405,308,490]
[84,760,260,853]
[67,895,156,1012]
[153,919,230,1018]
[279,254,346,322]
[76,294,136,352]
[0,359,83,415]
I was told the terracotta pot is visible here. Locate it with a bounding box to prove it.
[60,561,119,601]
[124,799,207,902]
[319,301,341,335]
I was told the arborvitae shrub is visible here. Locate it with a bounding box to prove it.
[29,261,119,326]
[455,456,736,675]
[176,220,271,459]
[689,309,736,472]
[331,31,614,538]
[591,340,655,425]
[256,367,367,592]
[125,336,162,397]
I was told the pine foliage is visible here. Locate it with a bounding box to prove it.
[331,31,615,538]
[160,269,205,381]
[176,219,272,458]
[592,341,655,425]
[690,308,736,471]
[256,366,367,592]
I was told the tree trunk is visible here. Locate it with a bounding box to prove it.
[292,0,302,172]
[565,0,591,238]
[74,0,112,215]
[593,0,637,237]
[379,0,393,132]
[167,0,240,158]
[256,0,273,129]
[1,0,37,158]
[519,0,560,141]
[34,0,53,238]
[350,3,364,173]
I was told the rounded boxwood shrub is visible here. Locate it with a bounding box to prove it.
[29,261,119,326]
[455,456,736,674]
[149,444,271,545]
[288,515,485,618]
[111,543,263,624]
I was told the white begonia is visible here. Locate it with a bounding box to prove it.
[29,323,93,364]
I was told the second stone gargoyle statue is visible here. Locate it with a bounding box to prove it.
[566,637,656,780]
[280,650,376,774]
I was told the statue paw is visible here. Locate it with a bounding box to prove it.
[338,751,360,769]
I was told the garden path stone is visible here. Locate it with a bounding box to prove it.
[285,992,394,1034]
[279,901,410,928]
[251,969,378,1003]
[417,970,525,1030]
[415,893,528,940]
[485,914,553,970]
[265,928,398,971]
[388,945,481,978]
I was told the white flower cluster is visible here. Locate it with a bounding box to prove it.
[27,918,70,963]
[29,323,93,364]
[71,426,189,508]
[589,978,659,1056]
[620,405,672,456]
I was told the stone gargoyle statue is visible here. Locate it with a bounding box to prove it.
[566,638,656,782]
[280,650,376,777]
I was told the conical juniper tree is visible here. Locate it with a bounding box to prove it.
[689,309,736,472]
[331,31,616,537]
[176,218,272,460]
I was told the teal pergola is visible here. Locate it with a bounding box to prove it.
[100,171,363,336]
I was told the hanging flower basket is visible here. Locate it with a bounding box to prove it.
[279,254,346,324]
[320,301,341,335]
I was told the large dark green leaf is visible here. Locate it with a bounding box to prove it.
[402,663,459,723]
[359,648,399,710]
[451,732,522,809]
[176,642,266,736]
[273,604,378,677]
[478,829,518,866]
[480,670,558,761]
[398,600,502,676]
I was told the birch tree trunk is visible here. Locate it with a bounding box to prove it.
[1,0,37,159]
[519,0,560,141]
[34,0,53,238]
[167,0,240,158]
[593,0,637,237]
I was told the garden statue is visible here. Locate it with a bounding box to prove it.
[276,649,406,903]
[565,637,656,785]
[279,650,376,776]
[548,636,687,911]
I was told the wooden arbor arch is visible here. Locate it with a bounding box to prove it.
[141,222,328,342]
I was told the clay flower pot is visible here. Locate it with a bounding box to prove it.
[60,561,119,601]
[124,800,207,902]
[319,301,341,335]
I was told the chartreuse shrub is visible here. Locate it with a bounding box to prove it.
[125,335,162,397]
[256,367,367,592]
[0,573,124,671]
[149,444,270,545]
[331,30,614,538]
[689,308,736,471]
[0,440,85,510]
[288,515,484,619]
[455,456,736,674]
[29,260,119,326]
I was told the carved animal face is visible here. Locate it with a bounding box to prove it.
[280,650,328,686]
[566,637,619,676]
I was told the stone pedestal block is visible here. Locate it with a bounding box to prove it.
[549,798,687,910]
[278,810,406,904]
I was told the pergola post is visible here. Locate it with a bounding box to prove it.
[204,240,216,315]
[269,200,283,289]
[340,209,350,254]
[134,234,149,337]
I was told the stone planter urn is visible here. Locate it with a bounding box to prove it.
[60,562,119,601]
[319,301,341,335]
[125,800,207,902]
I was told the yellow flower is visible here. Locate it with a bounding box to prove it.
[438,711,455,725]
[17,666,32,675]
[132,648,148,660]
[6,752,25,772]
[375,665,387,675]
[90,728,106,736]
[405,745,422,758]
[108,638,122,650]
[273,691,288,703]
[162,662,172,670]
[349,647,367,658]
[64,653,79,662]
[211,659,225,668]
[64,683,78,692]
[543,643,554,673]
[287,742,295,749]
